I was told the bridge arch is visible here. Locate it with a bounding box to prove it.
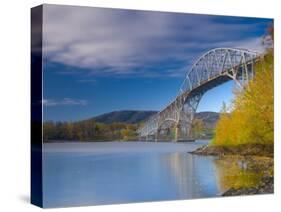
[157,118,177,131]
[180,48,258,94]
[138,48,260,141]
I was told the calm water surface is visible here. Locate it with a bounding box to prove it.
[43,141,224,207]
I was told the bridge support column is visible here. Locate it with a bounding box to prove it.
[155,129,159,142]
[174,124,180,142]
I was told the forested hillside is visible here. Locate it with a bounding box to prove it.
[92,110,157,124]
[43,111,219,142]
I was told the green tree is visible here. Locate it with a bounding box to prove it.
[191,118,204,138]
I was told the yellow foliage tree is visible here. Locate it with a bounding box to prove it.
[213,52,274,146]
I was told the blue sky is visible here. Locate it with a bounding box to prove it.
[42,4,272,122]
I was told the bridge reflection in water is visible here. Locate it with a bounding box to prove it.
[138,48,260,141]
[160,153,221,199]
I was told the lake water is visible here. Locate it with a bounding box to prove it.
[42,141,225,207]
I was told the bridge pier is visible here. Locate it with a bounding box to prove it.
[155,129,161,142]
[174,124,180,142]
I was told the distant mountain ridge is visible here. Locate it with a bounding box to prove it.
[91,110,220,129]
[195,111,220,129]
[91,110,157,124]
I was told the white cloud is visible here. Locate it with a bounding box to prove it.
[43,98,88,106]
[42,5,270,78]
[211,37,265,52]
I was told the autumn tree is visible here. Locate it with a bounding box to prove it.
[213,52,273,146]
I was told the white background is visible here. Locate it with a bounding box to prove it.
[0,0,280,211]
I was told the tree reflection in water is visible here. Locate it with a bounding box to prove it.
[213,156,273,192]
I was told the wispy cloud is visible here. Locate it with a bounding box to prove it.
[43,5,271,78]
[43,98,88,106]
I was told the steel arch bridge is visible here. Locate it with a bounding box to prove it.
[137,48,260,141]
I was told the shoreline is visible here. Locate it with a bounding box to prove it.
[222,175,274,196]
[190,144,274,196]
[190,143,273,157]
[43,139,211,144]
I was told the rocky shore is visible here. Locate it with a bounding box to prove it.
[191,143,273,157]
[222,176,273,196]
[190,144,274,196]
